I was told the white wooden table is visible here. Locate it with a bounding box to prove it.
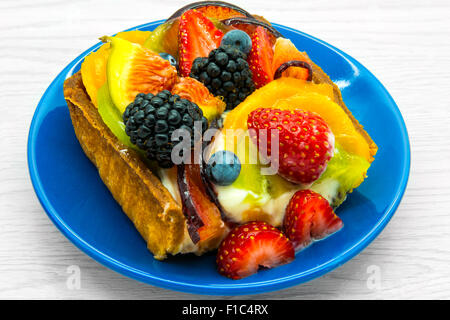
[1,0,449,299]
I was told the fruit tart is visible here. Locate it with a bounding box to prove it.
[63,1,377,279]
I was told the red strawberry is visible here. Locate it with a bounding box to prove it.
[247,108,334,184]
[247,26,274,88]
[179,9,224,77]
[217,221,294,280]
[283,190,343,251]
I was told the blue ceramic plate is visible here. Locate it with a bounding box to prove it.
[28,21,410,295]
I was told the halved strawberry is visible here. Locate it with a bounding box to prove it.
[179,9,224,77]
[217,221,294,279]
[283,190,343,251]
[247,107,334,184]
[247,26,274,88]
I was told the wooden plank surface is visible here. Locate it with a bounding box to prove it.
[1,0,449,299]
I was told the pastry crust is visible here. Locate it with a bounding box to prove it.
[63,49,377,260]
[64,72,187,260]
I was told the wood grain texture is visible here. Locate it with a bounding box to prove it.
[1,0,449,299]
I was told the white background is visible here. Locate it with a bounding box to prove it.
[1,0,449,299]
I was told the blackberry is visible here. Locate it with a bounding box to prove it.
[190,46,255,110]
[123,90,208,168]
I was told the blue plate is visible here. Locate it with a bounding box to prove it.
[28,20,410,295]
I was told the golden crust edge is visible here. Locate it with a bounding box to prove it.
[66,44,379,257]
[306,54,378,162]
[63,72,189,260]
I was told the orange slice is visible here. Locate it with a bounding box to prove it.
[223,77,371,160]
[273,93,370,160]
[80,30,151,107]
[272,38,310,80]
[171,77,226,121]
[223,77,334,130]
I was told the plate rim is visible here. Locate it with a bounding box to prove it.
[27,20,411,295]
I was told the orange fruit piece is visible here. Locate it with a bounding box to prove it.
[272,38,310,80]
[223,77,371,160]
[223,77,334,130]
[197,5,247,20]
[80,30,151,107]
[171,77,226,121]
[81,44,109,107]
[273,93,370,160]
[107,37,178,113]
[114,30,151,45]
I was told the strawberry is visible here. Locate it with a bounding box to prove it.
[178,9,224,77]
[283,190,343,251]
[247,108,334,184]
[247,26,274,88]
[217,221,294,280]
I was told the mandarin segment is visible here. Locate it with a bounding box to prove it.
[171,77,226,121]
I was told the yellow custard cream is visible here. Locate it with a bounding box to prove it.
[160,124,369,228]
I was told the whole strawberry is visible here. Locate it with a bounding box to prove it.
[247,107,334,184]
[283,190,343,251]
[217,221,294,280]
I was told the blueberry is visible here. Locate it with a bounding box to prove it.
[205,151,241,186]
[220,30,252,55]
[159,52,177,68]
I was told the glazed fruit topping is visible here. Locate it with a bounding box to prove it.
[247,26,274,88]
[274,60,312,81]
[144,19,180,60]
[167,1,253,21]
[178,163,226,244]
[204,150,241,186]
[159,52,178,69]
[171,77,226,121]
[283,190,343,251]
[123,90,208,168]
[106,37,178,113]
[247,107,334,184]
[220,29,252,55]
[179,9,224,77]
[190,46,255,110]
[272,38,312,81]
[221,16,283,40]
[217,221,294,279]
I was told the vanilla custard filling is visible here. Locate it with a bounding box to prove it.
[159,127,340,230]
